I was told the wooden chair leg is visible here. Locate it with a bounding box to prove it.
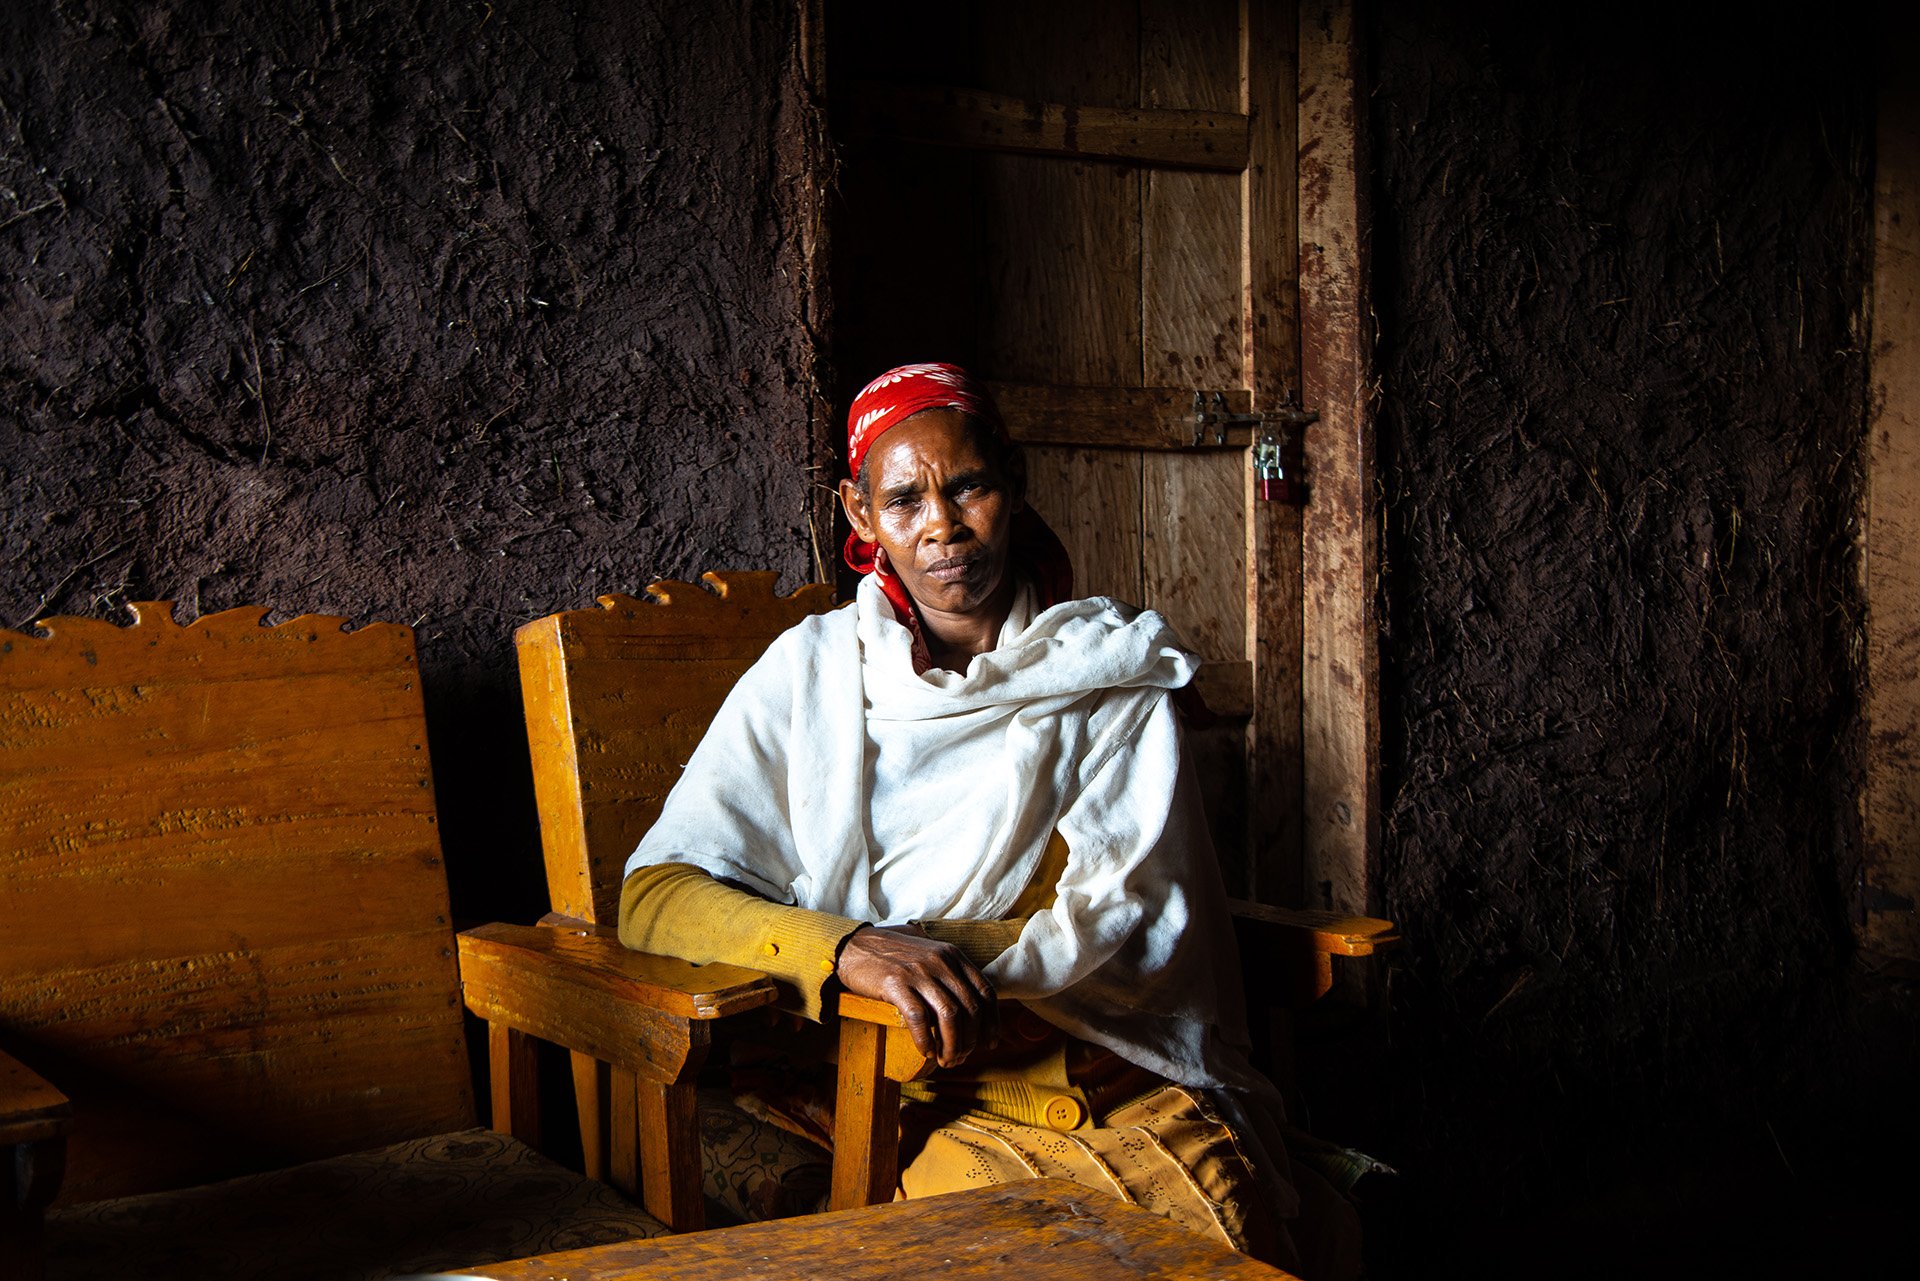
[487,1022,541,1152]
[570,1051,610,1181]
[636,1079,704,1232]
[611,1068,704,1232]
[609,1066,641,1201]
[829,1017,901,1211]
[2,1136,65,1281]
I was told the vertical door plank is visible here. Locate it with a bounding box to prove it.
[1243,0,1306,903]
[1142,0,1244,391]
[974,1,1143,388]
[1025,446,1144,605]
[1142,0,1242,112]
[975,1,1142,108]
[1143,172,1245,391]
[1242,0,1302,405]
[1140,0,1253,689]
[977,156,1143,386]
[1142,452,1248,660]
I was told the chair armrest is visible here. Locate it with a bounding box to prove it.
[836,993,939,1083]
[0,1050,71,1149]
[457,921,780,1080]
[2,1048,71,1281]
[1227,900,1398,955]
[1227,900,1397,1005]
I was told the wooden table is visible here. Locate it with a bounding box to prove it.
[465,1179,1294,1279]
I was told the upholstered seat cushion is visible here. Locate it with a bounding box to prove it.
[47,1128,668,1281]
[697,1089,830,1224]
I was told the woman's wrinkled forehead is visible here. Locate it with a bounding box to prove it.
[846,362,1005,480]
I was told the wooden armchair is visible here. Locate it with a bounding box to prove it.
[0,603,736,1281]
[515,571,1396,1219]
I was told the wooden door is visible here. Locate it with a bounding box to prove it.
[825,1,1304,901]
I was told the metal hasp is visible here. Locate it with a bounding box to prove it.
[1191,389,1319,504]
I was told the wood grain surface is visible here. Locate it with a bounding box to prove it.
[828,1017,901,1213]
[840,81,1250,172]
[1024,446,1145,605]
[471,1178,1293,1280]
[1298,1,1379,919]
[1145,449,1249,660]
[1868,57,1920,959]
[0,603,471,1204]
[459,922,777,1022]
[516,571,835,926]
[995,383,1254,450]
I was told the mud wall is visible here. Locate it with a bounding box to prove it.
[1360,0,1878,1256]
[0,0,821,924]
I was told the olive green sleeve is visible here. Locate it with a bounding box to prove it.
[618,862,865,1022]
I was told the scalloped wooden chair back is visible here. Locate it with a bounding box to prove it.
[0,604,473,1203]
[515,571,837,927]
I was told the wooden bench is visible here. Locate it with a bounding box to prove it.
[0,602,765,1281]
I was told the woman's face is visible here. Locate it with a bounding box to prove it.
[839,408,1021,620]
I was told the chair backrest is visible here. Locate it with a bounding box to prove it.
[515,571,835,926]
[0,603,474,1203]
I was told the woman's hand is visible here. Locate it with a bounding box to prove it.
[834,924,997,1068]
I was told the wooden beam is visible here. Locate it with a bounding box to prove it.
[1867,39,1920,960]
[992,382,1254,450]
[1296,0,1378,922]
[839,81,1251,173]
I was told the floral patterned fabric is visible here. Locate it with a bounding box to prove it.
[697,1089,830,1224]
[46,1128,666,1281]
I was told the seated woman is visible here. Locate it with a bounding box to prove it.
[619,362,1355,1277]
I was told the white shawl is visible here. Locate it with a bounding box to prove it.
[627,575,1269,1094]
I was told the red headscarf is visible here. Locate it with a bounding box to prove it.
[844,362,1073,669]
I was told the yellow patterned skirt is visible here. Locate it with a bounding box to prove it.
[898,1080,1283,1259]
